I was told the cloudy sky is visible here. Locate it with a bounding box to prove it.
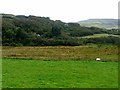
[0,0,119,22]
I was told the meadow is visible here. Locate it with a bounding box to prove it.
[2,58,118,88]
[2,45,118,88]
[2,45,118,61]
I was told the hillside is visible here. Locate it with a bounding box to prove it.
[1,14,119,46]
[78,19,118,29]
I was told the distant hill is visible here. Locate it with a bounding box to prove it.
[78,19,118,29]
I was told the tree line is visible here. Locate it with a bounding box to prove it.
[2,14,119,46]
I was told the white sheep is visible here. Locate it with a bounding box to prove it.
[96,58,101,61]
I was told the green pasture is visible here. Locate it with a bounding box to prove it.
[2,58,118,88]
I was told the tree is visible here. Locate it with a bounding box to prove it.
[51,22,62,37]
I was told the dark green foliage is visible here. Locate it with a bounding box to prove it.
[2,14,119,46]
[51,21,62,37]
[106,29,119,35]
[86,36,119,45]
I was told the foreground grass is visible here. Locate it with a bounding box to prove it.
[2,58,118,88]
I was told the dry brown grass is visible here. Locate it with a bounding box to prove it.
[2,45,118,61]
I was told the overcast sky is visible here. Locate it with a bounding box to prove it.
[0,0,119,22]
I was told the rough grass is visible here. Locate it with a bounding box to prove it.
[2,45,118,61]
[2,58,118,88]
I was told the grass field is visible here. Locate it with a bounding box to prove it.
[2,45,118,88]
[2,58,118,88]
[80,34,119,38]
[2,45,118,61]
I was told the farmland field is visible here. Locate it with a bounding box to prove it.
[2,58,118,88]
[2,45,118,61]
[2,45,118,88]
